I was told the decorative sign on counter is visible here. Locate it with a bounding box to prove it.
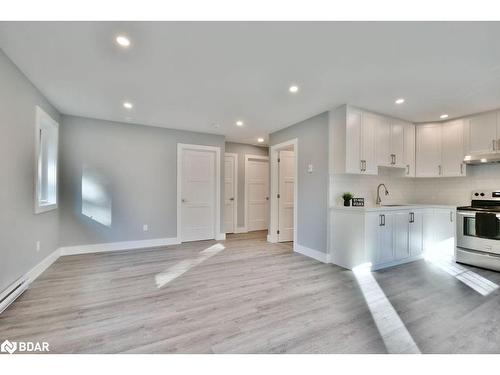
[352,198,365,207]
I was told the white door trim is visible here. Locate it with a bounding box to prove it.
[269,139,298,244]
[177,143,221,242]
[244,154,270,231]
[224,152,238,234]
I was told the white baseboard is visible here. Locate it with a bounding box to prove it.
[234,226,248,234]
[59,237,180,256]
[215,233,226,240]
[294,243,331,263]
[25,248,61,283]
[267,234,278,243]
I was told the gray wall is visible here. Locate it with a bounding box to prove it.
[0,49,61,292]
[59,115,225,247]
[269,113,329,253]
[224,142,268,228]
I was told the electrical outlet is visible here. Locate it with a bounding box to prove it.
[143,224,149,232]
[36,241,41,252]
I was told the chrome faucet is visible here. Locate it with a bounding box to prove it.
[376,183,389,205]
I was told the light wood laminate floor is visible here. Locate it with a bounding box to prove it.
[2,230,500,353]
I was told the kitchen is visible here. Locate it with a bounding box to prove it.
[329,104,500,274]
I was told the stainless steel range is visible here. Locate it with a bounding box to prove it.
[456,190,500,271]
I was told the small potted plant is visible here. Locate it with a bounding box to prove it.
[342,192,353,207]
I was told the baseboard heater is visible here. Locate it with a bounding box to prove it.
[0,277,29,315]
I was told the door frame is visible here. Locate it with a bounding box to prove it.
[269,138,298,244]
[177,143,222,242]
[224,152,238,234]
[244,154,270,232]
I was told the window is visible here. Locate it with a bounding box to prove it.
[35,106,59,213]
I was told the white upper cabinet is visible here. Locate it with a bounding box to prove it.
[442,119,466,176]
[416,123,442,177]
[391,120,405,168]
[376,117,405,168]
[376,116,391,167]
[361,112,379,175]
[330,105,377,175]
[403,122,416,177]
[416,120,466,178]
[345,108,362,174]
[468,111,498,155]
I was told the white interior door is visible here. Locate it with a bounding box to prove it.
[278,150,294,242]
[181,149,216,242]
[246,157,269,232]
[224,154,236,234]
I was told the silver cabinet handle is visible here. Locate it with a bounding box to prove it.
[450,211,453,222]
[363,160,367,171]
[406,164,410,175]
[438,165,442,175]
[393,154,397,165]
[409,212,414,223]
[379,214,385,226]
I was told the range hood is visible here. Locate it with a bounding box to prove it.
[464,153,500,165]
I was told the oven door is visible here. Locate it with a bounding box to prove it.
[457,210,500,254]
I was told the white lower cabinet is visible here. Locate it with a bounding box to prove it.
[330,206,456,271]
[409,210,423,257]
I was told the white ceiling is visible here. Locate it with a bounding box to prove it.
[1,21,500,145]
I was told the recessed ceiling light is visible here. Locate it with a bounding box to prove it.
[289,85,299,93]
[440,114,449,119]
[123,101,133,109]
[116,35,131,47]
[257,138,264,143]
[395,98,405,104]
[236,120,244,127]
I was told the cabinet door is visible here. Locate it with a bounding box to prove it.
[361,112,378,175]
[375,213,394,264]
[442,120,466,177]
[409,210,423,257]
[433,209,455,253]
[469,111,497,155]
[422,209,455,254]
[403,122,416,177]
[376,116,391,167]
[391,120,405,168]
[416,123,442,177]
[393,211,410,260]
[345,109,363,173]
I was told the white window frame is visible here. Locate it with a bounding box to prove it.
[34,106,59,214]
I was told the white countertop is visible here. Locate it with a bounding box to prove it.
[331,204,457,212]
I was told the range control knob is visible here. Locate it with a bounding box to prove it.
[475,193,479,196]
[480,193,485,196]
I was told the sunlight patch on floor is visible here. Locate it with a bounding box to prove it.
[353,263,421,354]
[424,239,499,296]
[155,243,225,288]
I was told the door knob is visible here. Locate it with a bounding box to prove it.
[182,198,186,203]
[230,197,234,201]
[266,197,269,200]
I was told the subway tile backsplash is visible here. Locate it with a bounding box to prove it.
[330,164,500,207]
